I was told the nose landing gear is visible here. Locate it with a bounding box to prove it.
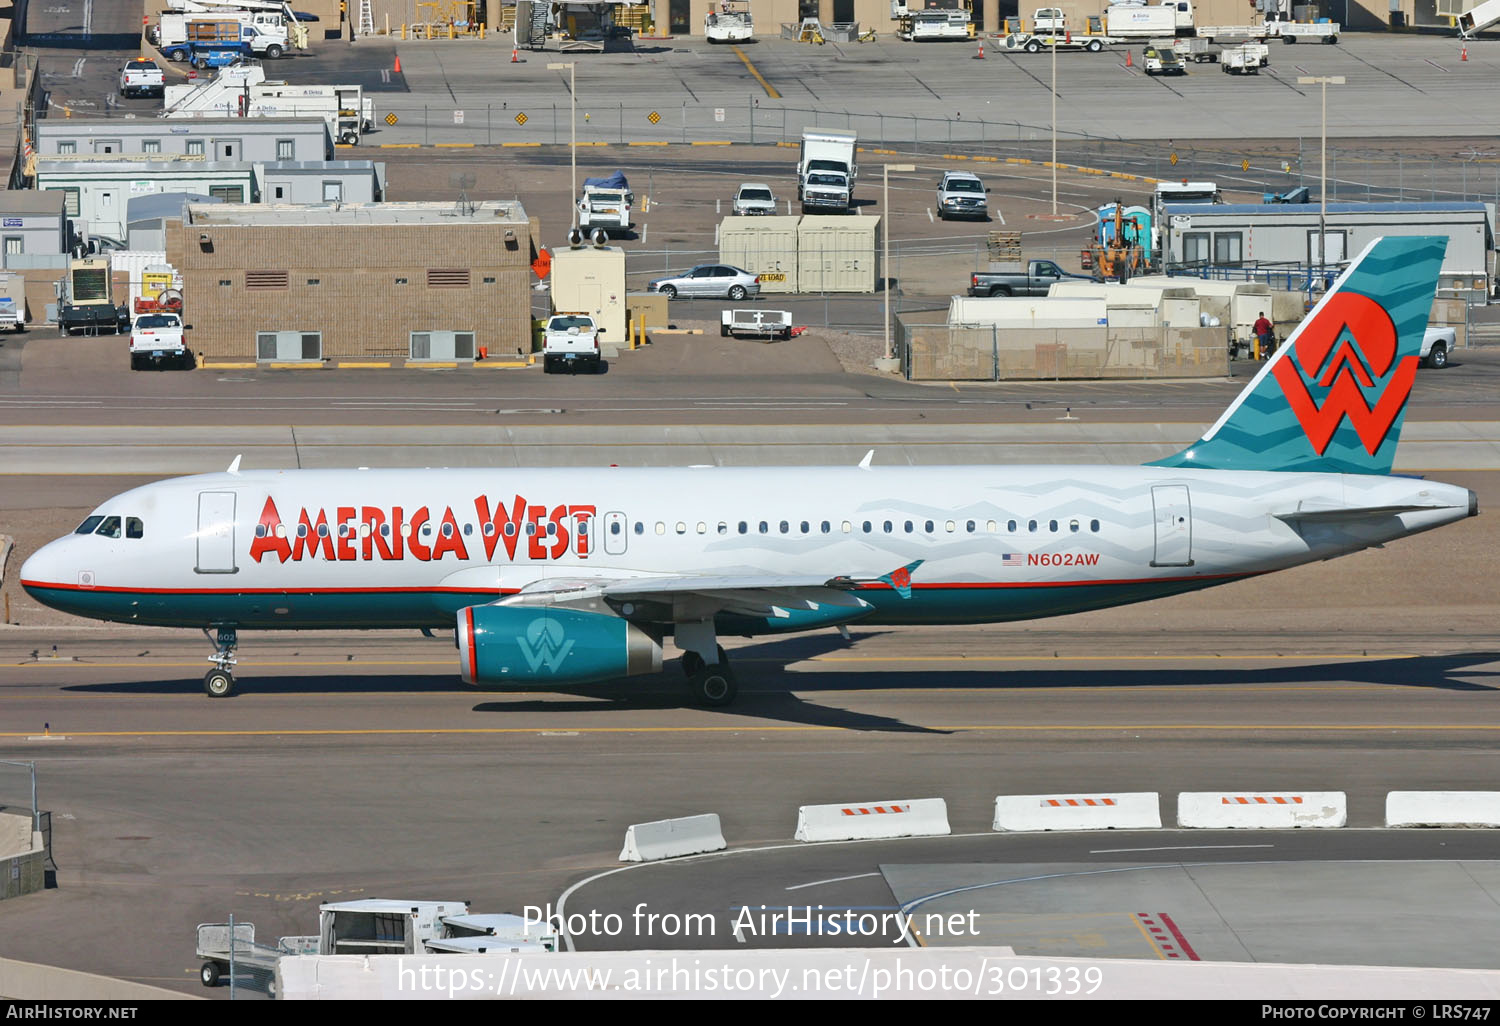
[202,627,239,697]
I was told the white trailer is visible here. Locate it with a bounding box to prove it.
[1220,42,1269,73]
[948,295,1109,329]
[1003,31,1112,52]
[721,308,793,340]
[1104,3,1178,38]
[1196,23,1268,42]
[1460,0,1500,37]
[1267,19,1340,43]
[163,64,374,144]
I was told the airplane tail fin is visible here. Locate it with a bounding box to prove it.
[1149,235,1446,475]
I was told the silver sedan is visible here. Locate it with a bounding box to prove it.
[647,264,761,300]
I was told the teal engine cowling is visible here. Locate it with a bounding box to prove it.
[457,604,662,685]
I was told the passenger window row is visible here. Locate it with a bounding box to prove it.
[74,515,144,539]
[628,518,1104,536]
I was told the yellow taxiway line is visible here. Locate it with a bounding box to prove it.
[734,45,781,99]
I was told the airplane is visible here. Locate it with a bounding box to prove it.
[20,236,1478,705]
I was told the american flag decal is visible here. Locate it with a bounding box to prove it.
[1002,553,1024,566]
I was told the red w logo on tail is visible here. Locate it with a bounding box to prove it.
[1270,292,1417,456]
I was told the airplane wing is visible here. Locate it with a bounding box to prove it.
[496,561,924,622]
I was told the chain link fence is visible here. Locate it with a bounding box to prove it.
[898,317,1230,381]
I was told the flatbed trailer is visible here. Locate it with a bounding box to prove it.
[1003,31,1113,52]
[1267,19,1339,42]
[721,308,793,340]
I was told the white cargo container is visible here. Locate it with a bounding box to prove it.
[1104,3,1178,37]
[1047,281,1203,327]
[550,245,627,351]
[1130,276,1274,343]
[948,295,1109,329]
[720,215,800,293]
[799,215,879,293]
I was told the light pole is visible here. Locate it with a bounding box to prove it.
[1297,75,1343,270]
[1051,30,1057,215]
[548,61,577,230]
[882,162,915,367]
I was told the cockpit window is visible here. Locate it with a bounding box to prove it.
[75,515,105,535]
[95,516,122,539]
[126,517,144,539]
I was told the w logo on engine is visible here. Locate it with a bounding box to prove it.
[1270,291,1418,457]
[517,617,574,674]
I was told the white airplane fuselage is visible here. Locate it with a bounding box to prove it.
[21,464,1474,632]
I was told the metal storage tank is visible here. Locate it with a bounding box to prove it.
[719,215,800,293]
[798,215,880,294]
[550,245,627,351]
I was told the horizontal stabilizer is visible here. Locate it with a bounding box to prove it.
[1274,503,1450,524]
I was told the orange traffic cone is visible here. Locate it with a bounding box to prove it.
[975,41,984,59]
[1125,49,1133,67]
[393,54,402,73]
[512,47,520,62]
[1065,30,1071,43]
[1461,44,1468,61]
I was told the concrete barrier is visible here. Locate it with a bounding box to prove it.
[0,956,195,1000]
[993,793,1161,832]
[1178,791,1346,828]
[794,799,949,842]
[1386,791,1500,828]
[618,813,726,862]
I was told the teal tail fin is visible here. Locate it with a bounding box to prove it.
[1149,235,1446,475]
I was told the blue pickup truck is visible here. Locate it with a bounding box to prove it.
[160,40,253,69]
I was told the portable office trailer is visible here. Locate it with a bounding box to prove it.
[798,215,879,294]
[719,215,800,293]
[550,245,627,351]
[0,190,69,266]
[35,117,331,162]
[948,295,1109,328]
[36,158,257,241]
[258,161,386,205]
[1162,201,1496,304]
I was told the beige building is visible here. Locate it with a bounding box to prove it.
[164,201,539,362]
[355,0,1481,40]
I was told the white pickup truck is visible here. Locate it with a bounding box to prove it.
[119,59,165,98]
[129,312,189,370]
[1421,326,1455,369]
[542,313,603,374]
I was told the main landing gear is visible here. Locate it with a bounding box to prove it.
[681,647,737,707]
[202,627,238,697]
[677,620,737,707]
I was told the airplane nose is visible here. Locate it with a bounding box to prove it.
[19,539,66,599]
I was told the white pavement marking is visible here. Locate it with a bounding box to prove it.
[784,871,882,891]
[71,58,86,77]
[1089,844,1275,854]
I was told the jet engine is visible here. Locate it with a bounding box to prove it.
[456,605,661,685]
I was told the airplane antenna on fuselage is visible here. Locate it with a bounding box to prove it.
[227,454,242,475]
[858,450,874,471]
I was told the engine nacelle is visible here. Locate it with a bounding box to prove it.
[456,604,661,686]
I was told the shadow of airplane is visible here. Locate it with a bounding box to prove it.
[58,635,1500,734]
